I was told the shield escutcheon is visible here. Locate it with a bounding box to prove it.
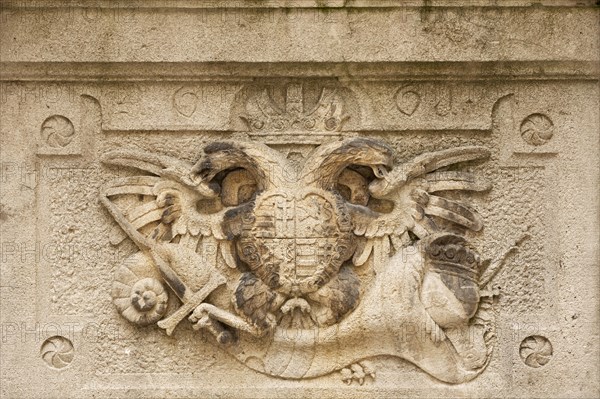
[239,189,354,294]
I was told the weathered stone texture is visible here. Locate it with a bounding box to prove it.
[0,2,598,398]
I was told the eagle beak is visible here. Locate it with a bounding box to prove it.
[372,164,389,179]
[188,156,215,185]
[368,162,395,198]
[186,171,201,186]
[185,171,219,198]
[189,157,207,179]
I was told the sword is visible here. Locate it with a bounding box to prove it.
[153,250,226,336]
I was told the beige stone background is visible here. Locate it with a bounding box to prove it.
[0,1,599,398]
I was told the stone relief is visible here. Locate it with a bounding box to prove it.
[40,336,74,370]
[240,83,348,133]
[1,2,597,397]
[99,118,515,383]
[520,113,554,146]
[519,335,553,368]
[41,115,75,148]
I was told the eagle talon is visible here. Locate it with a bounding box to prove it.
[189,304,208,324]
[191,315,211,331]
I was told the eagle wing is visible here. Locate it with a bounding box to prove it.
[100,148,236,268]
[350,146,491,259]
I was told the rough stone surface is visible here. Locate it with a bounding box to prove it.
[0,2,599,398]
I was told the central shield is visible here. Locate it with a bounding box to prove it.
[238,189,354,295]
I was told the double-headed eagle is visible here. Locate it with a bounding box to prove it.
[101,138,496,383]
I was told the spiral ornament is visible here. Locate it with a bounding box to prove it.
[111,253,169,326]
[41,336,74,369]
[520,335,553,368]
[520,113,554,146]
[41,115,75,148]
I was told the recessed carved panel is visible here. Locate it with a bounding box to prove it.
[100,138,500,383]
[89,82,530,385]
[2,5,598,397]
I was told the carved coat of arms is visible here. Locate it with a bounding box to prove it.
[100,85,510,384]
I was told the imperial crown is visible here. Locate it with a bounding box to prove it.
[240,83,348,134]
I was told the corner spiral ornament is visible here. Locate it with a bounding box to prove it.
[520,113,554,146]
[41,336,74,369]
[520,335,553,368]
[111,253,169,326]
[41,115,75,148]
